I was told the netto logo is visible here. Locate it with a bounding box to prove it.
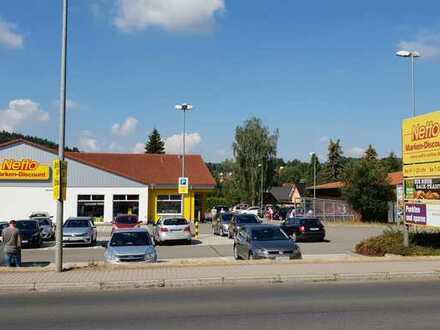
[412,121,440,141]
[1,159,39,171]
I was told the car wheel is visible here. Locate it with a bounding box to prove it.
[186,239,192,245]
[228,231,232,239]
[212,226,216,235]
[248,252,255,260]
[233,245,241,260]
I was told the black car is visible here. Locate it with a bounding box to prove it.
[280,217,325,241]
[16,219,42,248]
[212,212,233,236]
[228,214,260,239]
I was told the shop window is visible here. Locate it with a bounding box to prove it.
[113,194,139,218]
[77,194,104,219]
[157,195,182,215]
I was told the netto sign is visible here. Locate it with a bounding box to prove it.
[0,159,50,180]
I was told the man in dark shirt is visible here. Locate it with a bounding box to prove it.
[2,220,21,267]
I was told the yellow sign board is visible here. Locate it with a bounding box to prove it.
[402,111,440,165]
[178,177,189,194]
[0,159,50,180]
[404,162,440,178]
[53,160,68,201]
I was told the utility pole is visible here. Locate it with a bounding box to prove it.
[258,163,264,216]
[55,0,68,272]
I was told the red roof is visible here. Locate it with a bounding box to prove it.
[308,171,403,190]
[0,139,215,187]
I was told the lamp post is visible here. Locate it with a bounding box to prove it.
[55,0,69,273]
[396,50,420,248]
[396,50,420,117]
[175,103,193,219]
[310,152,316,216]
[258,163,264,217]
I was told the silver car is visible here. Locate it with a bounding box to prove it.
[63,217,97,246]
[104,228,157,263]
[35,217,55,241]
[153,217,192,245]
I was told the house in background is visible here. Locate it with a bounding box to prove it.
[265,183,305,205]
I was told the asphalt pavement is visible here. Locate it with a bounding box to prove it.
[1,280,439,329]
[11,223,384,264]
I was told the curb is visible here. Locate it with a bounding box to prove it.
[0,271,439,294]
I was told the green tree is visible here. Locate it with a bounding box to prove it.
[342,159,394,221]
[381,152,401,173]
[233,117,279,205]
[145,128,165,154]
[364,144,378,161]
[324,139,344,181]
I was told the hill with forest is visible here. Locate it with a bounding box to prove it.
[0,131,79,152]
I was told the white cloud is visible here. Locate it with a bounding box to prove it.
[398,30,440,59]
[132,142,145,153]
[165,132,202,153]
[0,19,23,48]
[79,131,99,151]
[319,136,330,143]
[114,0,224,32]
[0,99,49,132]
[111,116,138,136]
[346,146,365,158]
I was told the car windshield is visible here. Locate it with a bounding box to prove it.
[221,214,233,223]
[163,218,187,226]
[64,220,90,228]
[237,215,259,224]
[251,227,288,241]
[286,218,301,225]
[110,232,152,246]
[16,221,38,231]
[115,216,138,224]
[37,219,51,226]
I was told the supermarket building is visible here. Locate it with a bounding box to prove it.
[0,139,216,223]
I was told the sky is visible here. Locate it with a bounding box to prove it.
[1,0,440,162]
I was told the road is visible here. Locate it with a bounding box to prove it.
[12,224,384,264]
[1,280,439,329]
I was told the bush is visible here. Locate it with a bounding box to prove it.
[355,228,440,256]
[206,197,229,211]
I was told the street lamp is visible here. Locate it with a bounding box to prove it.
[396,50,421,117]
[396,50,420,248]
[310,152,316,216]
[258,163,264,217]
[175,103,193,219]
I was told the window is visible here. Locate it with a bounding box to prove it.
[113,194,139,218]
[157,195,182,215]
[77,195,104,219]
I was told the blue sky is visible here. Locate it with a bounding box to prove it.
[1,0,440,162]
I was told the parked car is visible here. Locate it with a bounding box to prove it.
[212,212,233,236]
[228,214,261,239]
[153,217,192,245]
[112,214,141,232]
[280,217,326,241]
[104,228,157,263]
[241,206,262,217]
[211,205,230,219]
[233,224,301,260]
[63,217,97,246]
[29,211,51,219]
[16,219,42,248]
[34,217,55,241]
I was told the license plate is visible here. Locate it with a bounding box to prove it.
[171,229,181,232]
[22,240,28,243]
[276,256,289,261]
[310,228,320,231]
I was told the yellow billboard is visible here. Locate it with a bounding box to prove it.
[403,162,440,178]
[402,111,440,165]
[0,159,50,180]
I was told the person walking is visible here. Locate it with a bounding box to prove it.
[2,220,22,267]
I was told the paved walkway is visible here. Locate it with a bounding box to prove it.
[1,256,440,292]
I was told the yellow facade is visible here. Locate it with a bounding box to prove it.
[148,188,210,223]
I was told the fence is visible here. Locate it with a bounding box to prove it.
[290,197,358,222]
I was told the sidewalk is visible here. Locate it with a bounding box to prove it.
[1,255,440,293]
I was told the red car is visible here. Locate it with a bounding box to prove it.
[112,215,141,232]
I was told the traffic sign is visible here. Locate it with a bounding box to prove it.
[178,177,189,194]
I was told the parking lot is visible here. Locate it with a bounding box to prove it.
[12,223,385,265]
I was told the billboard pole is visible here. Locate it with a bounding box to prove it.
[55,0,68,272]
